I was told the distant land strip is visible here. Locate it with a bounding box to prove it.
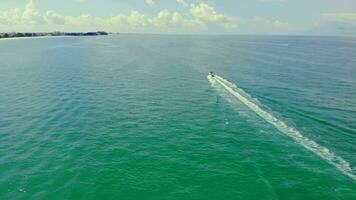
[0,31,109,39]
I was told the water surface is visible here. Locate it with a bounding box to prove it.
[0,35,355,199]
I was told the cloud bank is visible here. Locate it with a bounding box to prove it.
[0,0,238,33]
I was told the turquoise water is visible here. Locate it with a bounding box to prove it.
[0,35,355,199]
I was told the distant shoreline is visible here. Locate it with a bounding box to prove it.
[0,31,109,41]
[0,35,73,41]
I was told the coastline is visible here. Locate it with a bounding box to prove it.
[0,35,74,41]
[0,35,111,42]
[0,31,109,41]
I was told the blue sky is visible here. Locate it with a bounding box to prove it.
[0,0,355,35]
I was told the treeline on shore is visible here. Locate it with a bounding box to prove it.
[0,31,109,39]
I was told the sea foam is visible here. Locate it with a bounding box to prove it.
[208,74,356,181]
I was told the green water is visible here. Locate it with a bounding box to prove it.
[0,35,355,199]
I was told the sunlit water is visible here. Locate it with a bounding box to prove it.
[0,35,355,199]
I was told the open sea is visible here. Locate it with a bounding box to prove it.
[0,35,355,199]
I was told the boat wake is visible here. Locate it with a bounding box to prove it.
[208,74,356,181]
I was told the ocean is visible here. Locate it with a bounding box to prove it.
[0,35,355,199]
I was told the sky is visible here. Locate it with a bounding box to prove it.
[0,0,355,35]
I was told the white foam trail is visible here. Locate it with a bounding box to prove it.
[208,74,356,181]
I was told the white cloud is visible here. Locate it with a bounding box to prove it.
[176,0,189,7]
[172,12,183,24]
[110,11,148,31]
[0,8,22,25]
[190,3,237,28]
[146,0,156,7]
[316,13,356,35]
[23,0,45,24]
[126,11,147,27]
[321,13,356,25]
[151,10,173,27]
[0,0,45,25]
[44,10,66,25]
[251,16,289,28]
[149,10,203,30]
[0,0,237,33]
[273,20,289,27]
